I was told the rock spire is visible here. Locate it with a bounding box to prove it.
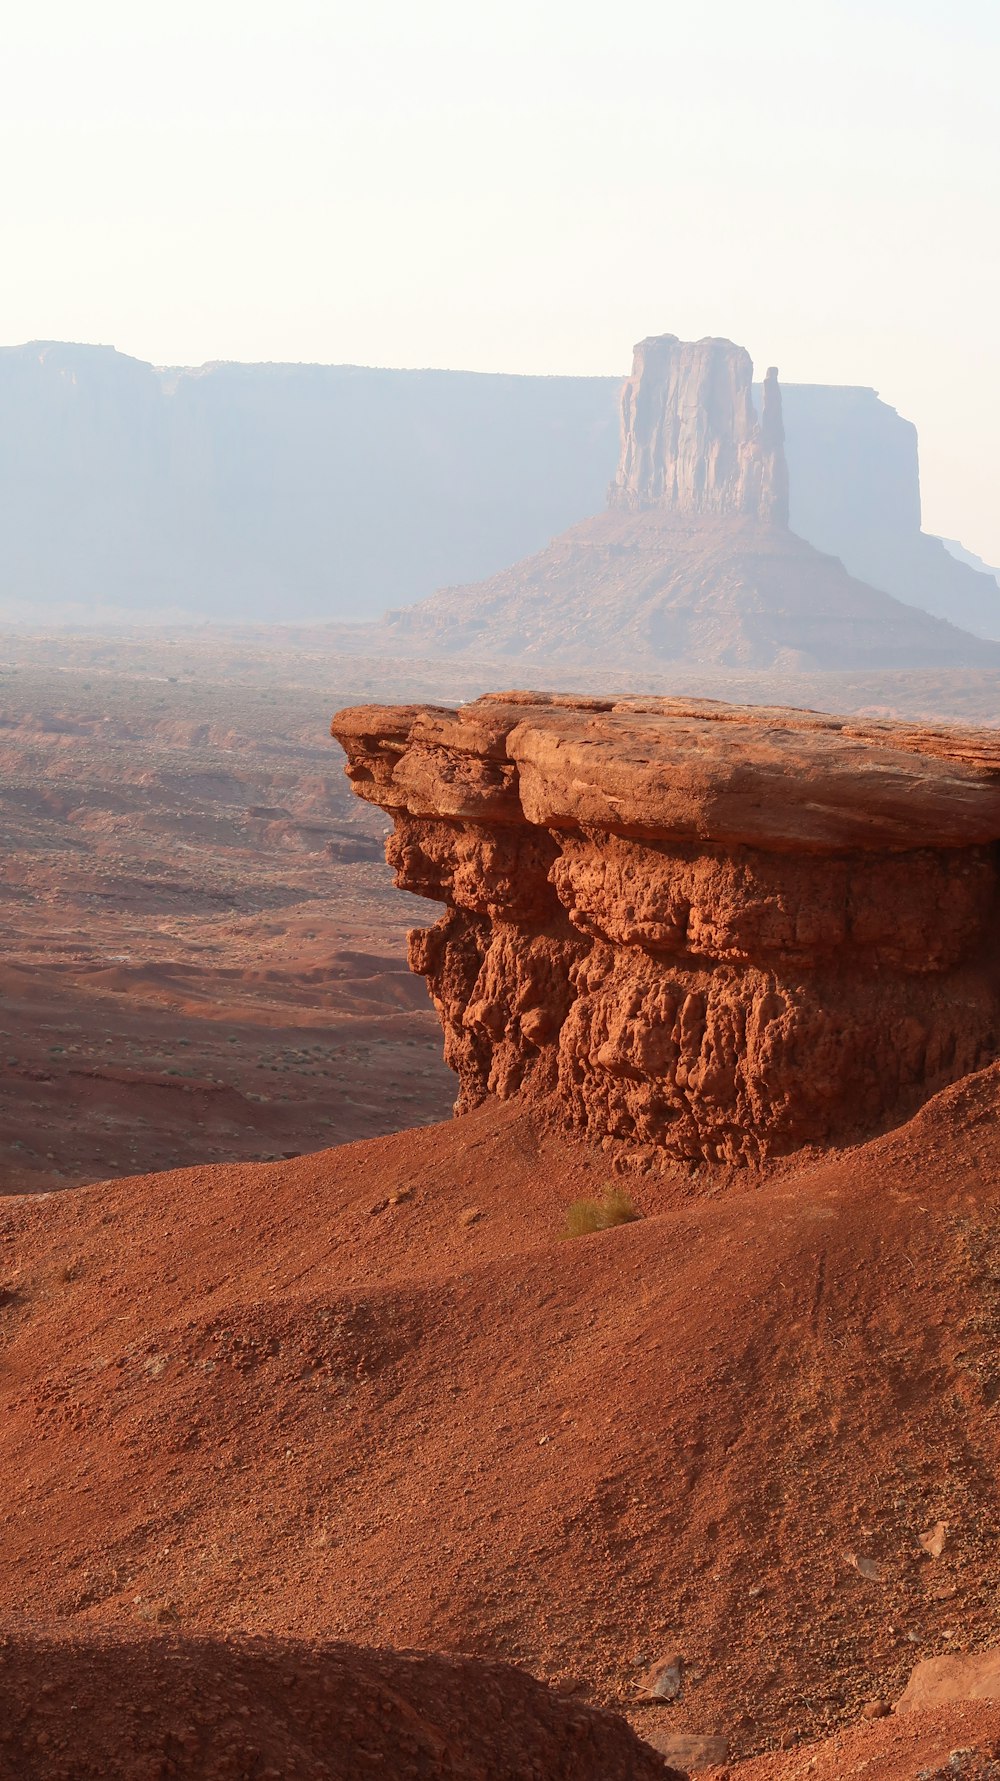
[610,335,789,525]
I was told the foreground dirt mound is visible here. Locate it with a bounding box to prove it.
[0,1628,671,1780]
[3,1068,1000,1755]
[333,691,1000,1164]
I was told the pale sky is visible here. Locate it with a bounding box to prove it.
[3,0,998,558]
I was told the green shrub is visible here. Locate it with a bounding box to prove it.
[561,1187,641,1239]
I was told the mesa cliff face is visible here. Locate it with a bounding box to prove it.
[333,693,1000,1166]
[2,339,995,637]
[780,383,1000,636]
[611,336,789,526]
[0,343,620,622]
[383,334,998,670]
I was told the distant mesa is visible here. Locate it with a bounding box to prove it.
[382,332,1000,671]
[610,335,789,525]
[939,535,1000,587]
[0,334,996,635]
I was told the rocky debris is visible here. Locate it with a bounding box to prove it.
[846,1551,884,1581]
[381,510,1000,670]
[610,335,788,526]
[916,1750,1000,1781]
[898,1650,1000,1712]
[638,1653,685,1702]
[0,1628,676,1781]
[333,691,1000,1165]
[732,1709,1000,1780]
[920,1521,949,1559]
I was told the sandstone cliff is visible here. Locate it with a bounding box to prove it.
[382,333,1000,670]
[333,692,1000,1166]
[611,336,789,526]
[779,382,1000,637]
[0,339,995,636]
[0,344,619,623]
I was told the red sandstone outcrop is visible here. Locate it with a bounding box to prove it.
[610,336,789,526]
[333,692,1000,1165]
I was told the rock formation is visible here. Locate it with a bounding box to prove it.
[610,336,789,526]
[382,334,1000,671]
[1,338,995,637]
[333,692,1000,1166]
[0,343,619,623]
[780,384,1000,637]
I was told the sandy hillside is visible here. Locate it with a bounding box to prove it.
[1,1067,1000,1761]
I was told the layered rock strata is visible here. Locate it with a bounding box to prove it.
[610,335,789,526]
[332,693,1000,1165]
[383,332,998,671]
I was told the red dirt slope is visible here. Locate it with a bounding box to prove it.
[734,1705,1000,1779]
[2,1071,1000,1757]
[0,1627,672,1780]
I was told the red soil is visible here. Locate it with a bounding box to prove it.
[3,1067,1000,1760]
[7,637,1000,1777]
[733,1705,1000,1779]
[0,1627,672,1780]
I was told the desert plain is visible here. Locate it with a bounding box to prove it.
[2,628,1000,1777]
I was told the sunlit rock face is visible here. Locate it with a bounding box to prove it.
[610,336,789,527]
[333,693,1000,1167]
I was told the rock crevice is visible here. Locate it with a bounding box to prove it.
[333,694,1000,1166]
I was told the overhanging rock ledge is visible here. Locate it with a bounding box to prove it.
[332,692,1000,1167]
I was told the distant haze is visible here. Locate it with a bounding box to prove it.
[3,0,998,561]
[2,344,997,635]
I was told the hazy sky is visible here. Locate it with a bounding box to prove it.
[4,0,999,557]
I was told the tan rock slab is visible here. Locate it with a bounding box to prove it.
[641,1728,730,1769]
[897,1648,1000,1711]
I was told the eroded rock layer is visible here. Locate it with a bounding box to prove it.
[610,335,789,525]
[333,693,1000,1164]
